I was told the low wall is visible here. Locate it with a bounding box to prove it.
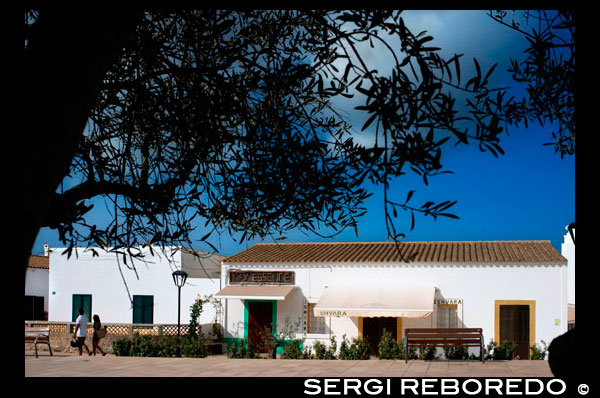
[25,321,222,354]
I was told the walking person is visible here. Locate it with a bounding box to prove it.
[91,314,107,356]
[73,308,92,355]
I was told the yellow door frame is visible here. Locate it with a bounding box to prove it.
[494,300,536,350]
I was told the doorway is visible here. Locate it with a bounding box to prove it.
[362,317,397,356]
[25,296,45,321]
[499,304,531,359]
[246,301,274,353]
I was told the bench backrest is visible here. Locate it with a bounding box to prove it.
[405,328,482,347]
[25,327,50,340]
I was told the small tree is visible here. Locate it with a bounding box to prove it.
[188,295,211,338]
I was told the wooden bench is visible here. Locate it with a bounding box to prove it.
[404,328,484,363]
[25,327,53,358]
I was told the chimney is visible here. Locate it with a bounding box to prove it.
[44,243,51,256]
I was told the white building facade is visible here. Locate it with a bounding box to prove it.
[561,224,575,329]
[48,246,224,326]
[217,241,567,359]
[25,252,50,320]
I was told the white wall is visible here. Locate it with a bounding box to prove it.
[25,267,49,313]
[49,247,222,326]
[222,262,567,349]
[561,227,575,304]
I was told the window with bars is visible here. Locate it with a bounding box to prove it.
[437,304,457,328]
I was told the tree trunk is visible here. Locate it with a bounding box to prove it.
[23,10,141,279]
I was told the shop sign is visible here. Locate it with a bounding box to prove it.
[434,298,463,305]
[229,270,295,285]
[314,310,347,317]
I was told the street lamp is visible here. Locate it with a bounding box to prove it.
[172,269,188,357]
[567,222,575,245]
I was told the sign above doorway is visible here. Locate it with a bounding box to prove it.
[229,270,295,285]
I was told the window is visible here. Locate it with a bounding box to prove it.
[307,303,327,334]
[133,295,154,324]
[437,304,457,328]
[72,294,92,322]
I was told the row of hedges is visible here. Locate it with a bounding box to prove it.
[227,329,548,361]
[111,333,209,358]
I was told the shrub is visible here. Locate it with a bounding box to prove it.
[130,333,159,357]
[180,334,208,358]
[110,333,205,358]
[281,340,304,359]
[378,329,403,360]
[443,346,469,360]
[227,339,257,359]
[338,334,370,360]
[418,346,439,360]
[485,339,517,360]
[312,340,326,359]
[156,336,175,357]
[530,340,548,360]
[313,336,337,360]
[111,337,132,356]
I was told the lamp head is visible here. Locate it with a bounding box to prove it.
[172,270,188,287]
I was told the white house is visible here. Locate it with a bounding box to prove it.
[48,246,225,327]
[561,224,575,328]
[25,245,51,320]
[216,240,568,359]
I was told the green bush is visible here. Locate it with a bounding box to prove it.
[338,334,370,360]
[313,336,337,359]
[111,337,132,356]
[312,340,326,359]
[180,334,208,358]
[110,333,206,358]
[530,340,548,360]
[443,346,469,360]
[156,336,175,357]
[130,334,159,357]
[227,339,257,359]
[378,329,403,360]
[281,340,305,359]
[485,339,517,360]
[418,346,439,360]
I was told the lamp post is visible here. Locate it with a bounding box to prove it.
[567,222,575,245]
[172,269,188,357]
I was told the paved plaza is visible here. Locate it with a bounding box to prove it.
[25,350,554,377]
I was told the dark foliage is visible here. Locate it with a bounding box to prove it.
[24,10,574,267]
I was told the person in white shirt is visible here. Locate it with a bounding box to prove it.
[72,308,92,355]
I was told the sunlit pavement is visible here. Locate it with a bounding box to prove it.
[25,350,554,377]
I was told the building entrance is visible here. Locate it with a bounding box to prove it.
[362,317,397,356]
[499,304,530,359]
[247,301,273,353]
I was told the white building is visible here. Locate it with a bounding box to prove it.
[561,224,575,328]
[216,240,567,359]
[48,246,224,326]
[25,245,51,320]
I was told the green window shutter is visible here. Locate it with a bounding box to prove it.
[72,294,92,322]
[133,295,153,324]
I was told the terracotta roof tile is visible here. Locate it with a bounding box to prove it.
[28,255,49,269]
[224,241,566,264]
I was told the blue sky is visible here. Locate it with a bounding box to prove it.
[32,10,574,256]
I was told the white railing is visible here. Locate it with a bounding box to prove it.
[24,320,219,337]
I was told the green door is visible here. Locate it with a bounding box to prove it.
[72,294,92,322]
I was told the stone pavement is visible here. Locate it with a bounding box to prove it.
[25,351,554,377]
